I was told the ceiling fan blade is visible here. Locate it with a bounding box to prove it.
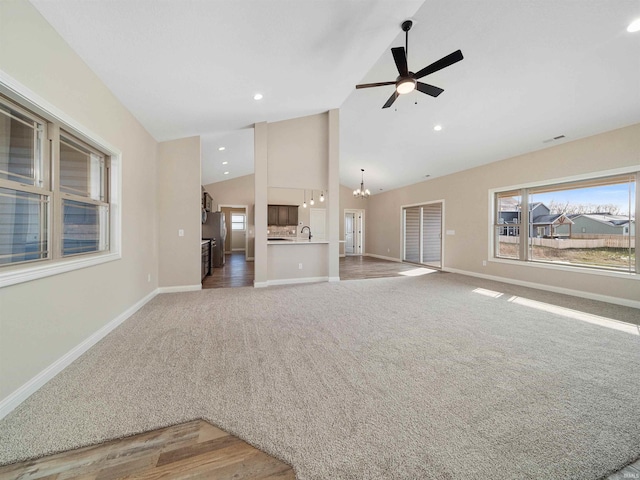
[414,50,464,79]
[382,91,399,109]
[391,47,409,77]
[416,82,444,97]
[355,81,396,89]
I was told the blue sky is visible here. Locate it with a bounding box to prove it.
[531,183,635,216]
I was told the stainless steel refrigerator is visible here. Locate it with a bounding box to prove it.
[202,211,226,267]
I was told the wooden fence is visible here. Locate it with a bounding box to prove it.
[499,235,635,249]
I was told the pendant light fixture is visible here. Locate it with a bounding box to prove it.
[353,169,370,199]
[319,191,325,202]
[303,190,307,208]
[310,190,315,206]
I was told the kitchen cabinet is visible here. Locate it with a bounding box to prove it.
[278,206,289,226]
[288,206,298,226]
[268,205,278,225]
[268,204,299,226]
[201,240,211,281]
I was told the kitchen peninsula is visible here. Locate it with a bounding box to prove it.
[266,236,329,284]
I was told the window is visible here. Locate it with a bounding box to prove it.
[0,100,48,266]
[59,133,109,257]
[493,173,637,274]
[231,213,245,231]
[0,88,118,286]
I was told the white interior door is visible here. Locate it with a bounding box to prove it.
[310,208,326,240]
[345,212,355,254]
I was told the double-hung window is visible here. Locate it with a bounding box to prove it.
[231,213,246,231]
[0,100,49,266]
[59,132,109,257]
[492,172,638,274]
[0,91,116,284]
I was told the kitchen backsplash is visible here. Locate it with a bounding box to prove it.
[267,226,297,237]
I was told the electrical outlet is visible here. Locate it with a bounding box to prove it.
[482,260,487,266]
[147,273,151,282]
[178,229,184,237]
[299,263,303,270]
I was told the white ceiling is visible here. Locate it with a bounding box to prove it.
[30,0,640,192]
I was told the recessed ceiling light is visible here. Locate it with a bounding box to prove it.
[224,171,229,175]
[222,161,228,165]
[627,18,640,32]
[253,93,263,100]
[218,146,225,151]
[434,125,442,131]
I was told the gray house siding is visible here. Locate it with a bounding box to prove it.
[556,216,635,236]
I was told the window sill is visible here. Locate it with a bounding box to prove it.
[489,257,638,280]
[0,252,121,288]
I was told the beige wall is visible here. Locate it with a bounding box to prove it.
[205,174,255,258]
[0,0,159,399]
[157,136,201,287]
[267,113,328,189]
[366,123,640,305]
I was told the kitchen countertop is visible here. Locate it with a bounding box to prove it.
[267,238,329,244]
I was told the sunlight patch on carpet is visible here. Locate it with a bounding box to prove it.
[398,267,437,276]
[472,288,505,298]
[507,296,639,335]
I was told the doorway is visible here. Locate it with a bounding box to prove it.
[202,204,253,289]
[344,209,364,255]
[220,205,249,260]
[402,201,443,268]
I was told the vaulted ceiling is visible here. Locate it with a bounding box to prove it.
[30,0,640,193]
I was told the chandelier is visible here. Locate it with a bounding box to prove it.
[353,168,370,199]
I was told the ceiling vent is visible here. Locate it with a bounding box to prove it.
[543,134,566,144]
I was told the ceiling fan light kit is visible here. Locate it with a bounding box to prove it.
[356,19,463,109]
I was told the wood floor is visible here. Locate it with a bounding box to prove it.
[0,420,294,480]
[202,253,254,289]
[339,255,437,280]
[202,253,434,289]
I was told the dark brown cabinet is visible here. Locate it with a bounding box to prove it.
[201,240,211,281]
[268,204,299,226]
[268,205,278,225]
[278,206,289,225]
[288,206,298,226]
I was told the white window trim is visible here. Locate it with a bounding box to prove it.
[0,69,122,288]
[487,166,639,280]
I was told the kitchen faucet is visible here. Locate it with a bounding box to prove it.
[300,226,312,241]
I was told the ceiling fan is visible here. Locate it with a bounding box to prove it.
[356,20,463,109]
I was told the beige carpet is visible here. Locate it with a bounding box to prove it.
[0,273,639,479]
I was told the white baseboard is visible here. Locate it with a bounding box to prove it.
[266,276,329,287]
[339,254,346,258]
[231,248,246,252]
[157,284,202,293]
[0,288,159,420]
[329,276,340,282]
[365,253,402,263]
[246,256,255,261]
[254,280,268,288]
[442,267,640,309]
